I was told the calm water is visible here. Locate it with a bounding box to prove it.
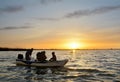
[0,50,120,82]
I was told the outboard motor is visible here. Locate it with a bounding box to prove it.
[17,54,24,60]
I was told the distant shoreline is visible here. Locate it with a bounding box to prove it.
[0,47,120,51]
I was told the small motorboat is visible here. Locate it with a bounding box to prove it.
[16,59,68,67]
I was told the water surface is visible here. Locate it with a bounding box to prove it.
[0,50,120,82]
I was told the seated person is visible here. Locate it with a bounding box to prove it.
[17,54,24,60]
[36,51,47,63]
[49,52,57,62]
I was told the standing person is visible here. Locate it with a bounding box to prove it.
[49,52,57,61]
[25,48,33,61]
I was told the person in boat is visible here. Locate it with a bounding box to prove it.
[17,54,24,60]
[49,52,57,62]
[36,51,47,63]
[25,48,33,61]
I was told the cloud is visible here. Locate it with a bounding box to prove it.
[38,17,60,21]
[36,5,120,21]
[0,5,23,14]
[0,26,32,30]
[65,5,120,18]
[39,0,62,5]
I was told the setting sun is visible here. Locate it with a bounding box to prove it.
[67,42,80,49]
[70,42,79,49]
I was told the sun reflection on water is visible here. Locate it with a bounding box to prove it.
[71,49,76,60]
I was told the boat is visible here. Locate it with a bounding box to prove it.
[16,59,68,67]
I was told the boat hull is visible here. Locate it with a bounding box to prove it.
[16,59,68,67]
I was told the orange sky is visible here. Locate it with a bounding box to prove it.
[0,0,120,49]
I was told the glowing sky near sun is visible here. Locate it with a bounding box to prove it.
[0,0,120,49]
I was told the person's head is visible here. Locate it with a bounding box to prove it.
[27,48,33,50]
[52,52,55,55]
[41,51,46,54]
[36,52,41,56]
[30,48,33,51]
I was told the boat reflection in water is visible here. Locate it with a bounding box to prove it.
[24,66,69,81]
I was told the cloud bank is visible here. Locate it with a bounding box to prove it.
[0,5,23,14]
[65,5,120,18]
[0,26,32,30]
[38,5,120,21]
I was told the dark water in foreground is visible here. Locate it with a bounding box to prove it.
[0,50,120,82]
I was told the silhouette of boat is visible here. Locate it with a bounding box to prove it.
[16,59,68,67]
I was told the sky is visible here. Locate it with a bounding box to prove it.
[0,0,120,49]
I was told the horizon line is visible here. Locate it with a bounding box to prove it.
[0,47,120,50]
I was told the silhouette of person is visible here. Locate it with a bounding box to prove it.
[25,48,33,61]
[49,52,57,61]
[36,51,47,62]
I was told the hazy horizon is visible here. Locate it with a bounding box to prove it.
[0,46,120,50]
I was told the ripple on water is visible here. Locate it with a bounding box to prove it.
[97,73,116,77]
[67,68,105,73]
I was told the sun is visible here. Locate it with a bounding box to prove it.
[68,42,80,49]
[64,41,85,49]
